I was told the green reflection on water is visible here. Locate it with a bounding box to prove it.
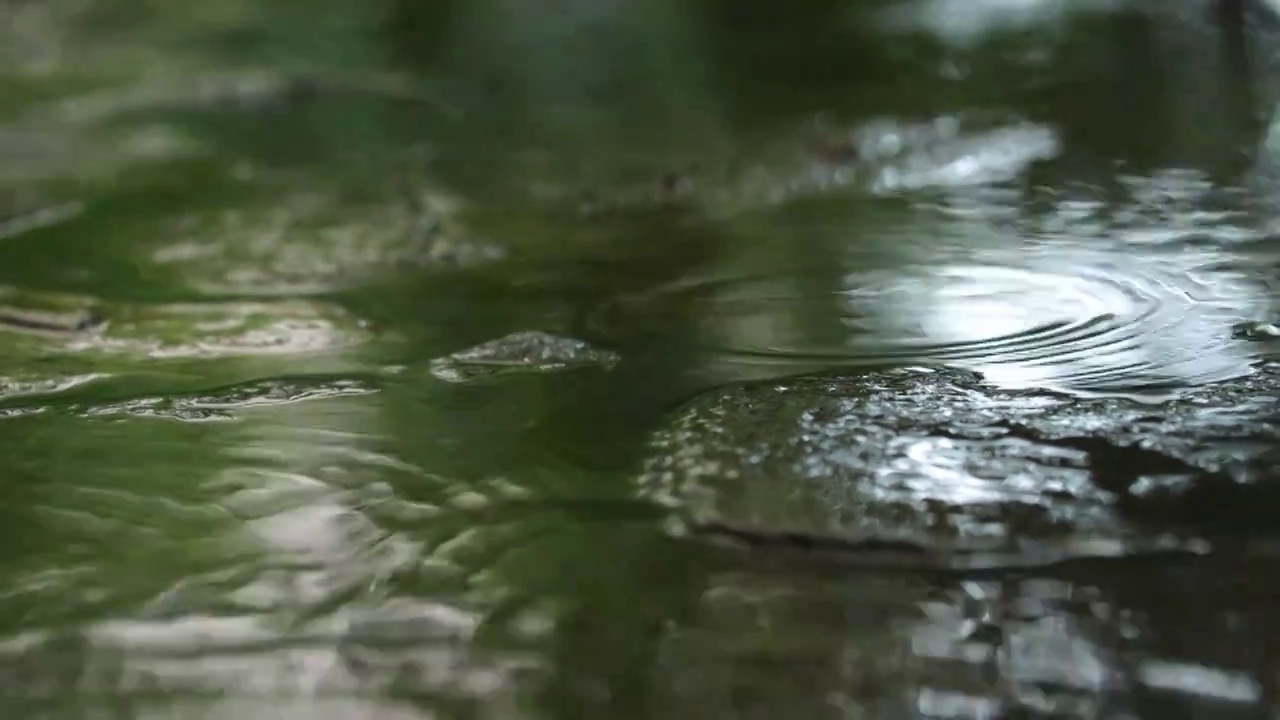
[0,1,1277,718]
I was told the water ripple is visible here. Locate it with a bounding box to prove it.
[596,249,1268,396]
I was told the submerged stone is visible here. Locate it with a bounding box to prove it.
[638,363,1280,718]
[429,331,620,384]
[638,363,1280,558]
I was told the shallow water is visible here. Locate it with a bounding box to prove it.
[590,176,1274,394]
[1,0,1279,718]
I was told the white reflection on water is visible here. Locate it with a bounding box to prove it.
[0,384,534,716]
[865,247,1267,395]
[681,175,1272,397]
[824,164,1271,396]
[715,116,1062,214]
[188,404,535,709]
[875,0,1128,46]
[869,123,1061,194]
[1139,661,1263,704]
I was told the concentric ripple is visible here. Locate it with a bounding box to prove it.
[593,251,1268,396]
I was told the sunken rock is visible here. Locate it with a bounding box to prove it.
[640,363,1280,720]
[638,363,1280,550]
[429,331,620,384]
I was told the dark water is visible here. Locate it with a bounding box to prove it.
[1,1,1279,717]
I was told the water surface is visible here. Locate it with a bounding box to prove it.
[0,1,1278,717]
